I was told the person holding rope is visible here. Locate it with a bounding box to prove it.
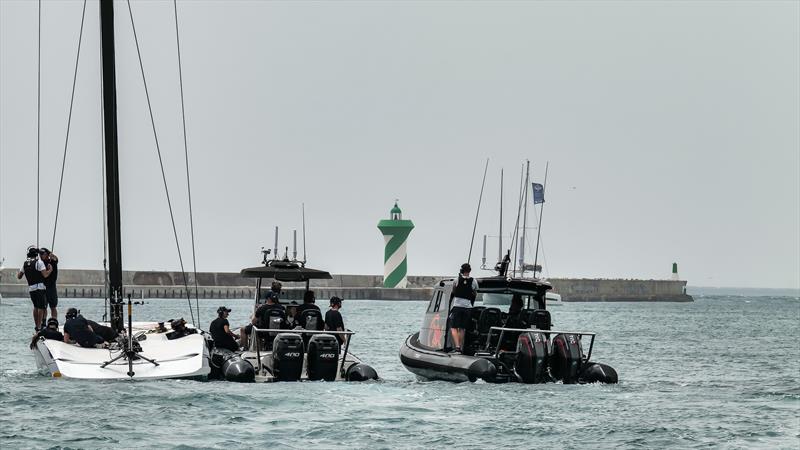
[17,246,52,331]
[39,248,59,322]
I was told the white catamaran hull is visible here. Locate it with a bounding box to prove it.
[32,322,210,380]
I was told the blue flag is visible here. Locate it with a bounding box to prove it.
[532,183,545,204]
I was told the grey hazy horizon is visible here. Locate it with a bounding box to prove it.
[1,1,798,289]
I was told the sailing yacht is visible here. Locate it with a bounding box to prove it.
[31,0,209,380]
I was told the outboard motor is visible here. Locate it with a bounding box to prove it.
[515,331,549,384]
[579,362,618,384]
[306,334,339,381]
[345,363,379,381]
[550,333,583,384]
[268,333,304,381]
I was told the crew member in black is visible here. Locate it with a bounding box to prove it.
[448,263,478,353]
[324,296,346,345]
[285,301,300,329]
[296,290,321,328]
[39,248,59,322]
[86,319,118,343]
[258,281,282,305]
[30,317,64,349]
[504,294,525,328]
[210,306,240,351]
[17,246,53,330]
[63,308,104,348]
[240,294,285,347]
[166,318,198,340]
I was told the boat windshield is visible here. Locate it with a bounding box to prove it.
[480,291,544,310]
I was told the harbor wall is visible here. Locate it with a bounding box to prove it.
[0,268,692,302]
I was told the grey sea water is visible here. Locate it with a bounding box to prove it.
[1,295,798,449]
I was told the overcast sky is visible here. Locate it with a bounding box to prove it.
[1,0,798,289]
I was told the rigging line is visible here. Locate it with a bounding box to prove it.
[51,0,88,250]
[510,163,525,274]
[37,0,41,246]
[172,0,200,325]
[126,0,195,325]
[466,158,489,263]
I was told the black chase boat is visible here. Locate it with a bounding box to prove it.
[220,242,378,382]
[400,265,618,384]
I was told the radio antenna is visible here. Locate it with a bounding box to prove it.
[302,203,307,263]
[467,158,489,263]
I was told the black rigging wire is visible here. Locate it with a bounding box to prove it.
[99,7,109,321]
[467,159,489,263]
[51,0,87,250]
[126,0,195,326]
[173,0,201,326]
[37,0,41,246]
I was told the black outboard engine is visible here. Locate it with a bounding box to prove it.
[307,334,339,381]
[515,331,549,383]
[550,333,583,384]
[268,333,304,381]
[345,363,379,381]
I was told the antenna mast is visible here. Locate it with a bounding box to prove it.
[467,159,489,263]
[520,160,530,277]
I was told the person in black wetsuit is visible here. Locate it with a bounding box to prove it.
[17,246,53,330]
[39,248,59,323]
[240,294,285,347]
[210,306,240,352]
[86,319,118,343]
[63,308,104,348]
[448,263,479,354]
[504,294,526,328]
[30,317,64,349]
[324,296,346,345]
[296,290,321,328]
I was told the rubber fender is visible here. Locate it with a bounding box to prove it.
[468,358,497,382]
[346,363,379,382]
[223,357,255,383]
[578,362,618,384]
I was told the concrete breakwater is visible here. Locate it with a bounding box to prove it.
[0,268,692,302]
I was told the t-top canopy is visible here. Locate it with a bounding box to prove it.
[240,261,332,282]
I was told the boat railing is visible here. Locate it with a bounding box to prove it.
[484,326,597,361]
[250,327,356,378]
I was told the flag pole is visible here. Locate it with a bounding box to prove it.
[532,161,549,278]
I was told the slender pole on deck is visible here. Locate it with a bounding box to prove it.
[520,161,530,276]
[498,169,503,262]
[533,162,549,277]
[467,159,489,263]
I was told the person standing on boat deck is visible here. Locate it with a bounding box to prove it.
[210,306,240,352]
[17,246,52,330]
[448,263,478,353]
[325,297,346,346]
[39,248,59,322]
[296,290,321,328]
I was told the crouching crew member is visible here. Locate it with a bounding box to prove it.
[210,306,240,351]
[63,308,105,348]
[17,246,52,331]
[30,317,64,349]
[166,318,197,340]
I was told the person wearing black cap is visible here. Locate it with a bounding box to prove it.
[325,297,346,345]
[29,317,65,349]
[210,306,239,351]
[39,248,59,322]
[448,263,479,353]
[16,246,53,330]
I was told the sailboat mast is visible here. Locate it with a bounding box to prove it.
[100,0,124,332]
[519,161,530,276]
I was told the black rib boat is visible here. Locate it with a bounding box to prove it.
[400,274,618,384]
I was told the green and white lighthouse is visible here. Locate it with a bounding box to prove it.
[377,202,415,288]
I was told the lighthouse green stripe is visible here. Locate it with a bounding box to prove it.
[384,231,412,262]
[384,258,407,288]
